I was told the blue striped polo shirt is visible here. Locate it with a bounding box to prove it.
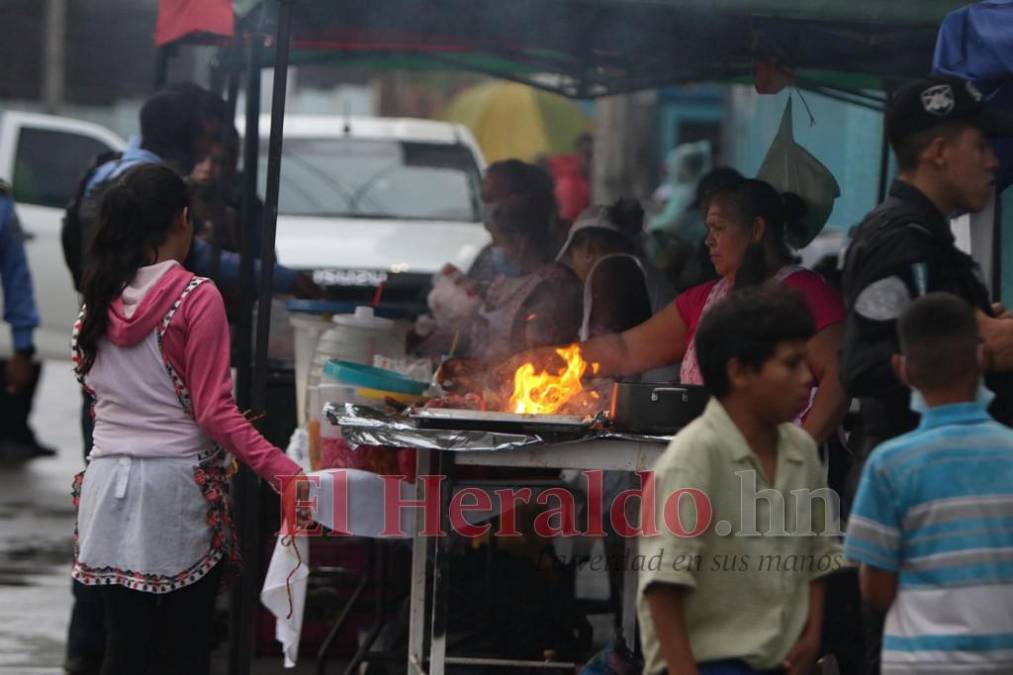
[845,399,1013,674]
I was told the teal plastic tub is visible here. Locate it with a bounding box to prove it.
[323,360,429,396]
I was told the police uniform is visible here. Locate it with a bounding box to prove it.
[841,179,1013,441]
[841,76,1013,446]
[0,181,49,459]
[840,76,1013,675]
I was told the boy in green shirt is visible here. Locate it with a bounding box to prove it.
[638,288,842,675]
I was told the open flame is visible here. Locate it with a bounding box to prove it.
[509,344,598,415]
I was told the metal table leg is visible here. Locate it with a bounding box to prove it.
[428,448,455,675]
[408,450,433,674]
[316,543,372,675]
[342,540,387,675]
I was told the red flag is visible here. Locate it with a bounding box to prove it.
[155,0,234,47]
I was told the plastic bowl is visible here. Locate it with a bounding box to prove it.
[323,360,429,396]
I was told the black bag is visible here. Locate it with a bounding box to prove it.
[61,150,121,291]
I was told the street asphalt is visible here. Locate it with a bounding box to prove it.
[0,360,613,674]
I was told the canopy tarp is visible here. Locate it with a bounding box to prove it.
[160,0,970,98]
[155,0,234,46]
[933,0,1013,189]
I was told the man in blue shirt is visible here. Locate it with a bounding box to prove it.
[76,83,310,296]
[845,293,1013,674]
[0,184,48,460]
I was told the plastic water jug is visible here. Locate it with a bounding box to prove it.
[306,306,406,405]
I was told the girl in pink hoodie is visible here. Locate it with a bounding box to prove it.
[71,163,303,674]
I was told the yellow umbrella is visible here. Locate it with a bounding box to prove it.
[442,81,592,164]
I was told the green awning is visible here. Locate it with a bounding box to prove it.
[606,0,962,25]
[212,0,968,98]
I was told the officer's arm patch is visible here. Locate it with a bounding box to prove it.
[854,275,912,321]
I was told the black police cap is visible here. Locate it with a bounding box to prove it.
[886,76,1013,146]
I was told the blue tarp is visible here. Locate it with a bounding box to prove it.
[934,0,1013,189]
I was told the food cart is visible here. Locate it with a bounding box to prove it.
[152,1,974,672]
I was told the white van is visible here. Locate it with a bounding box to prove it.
[253,115,490,311]
[0,112,489,359]
[0,111,126,359]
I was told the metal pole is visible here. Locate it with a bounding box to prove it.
[154,45,172,90]
[42,0,66,114]
[231,2,294,666]
[877,113,891,205]
[225,68,241,125]
[252,0,293,414]
[227,32,263,675]
[877,84,896,205]
[235,45,262,430]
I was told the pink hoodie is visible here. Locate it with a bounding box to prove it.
[88,261,300,486]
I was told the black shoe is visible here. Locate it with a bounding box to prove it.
[27,441,57,457]
[63,655,102,675]
[0,440,56,461]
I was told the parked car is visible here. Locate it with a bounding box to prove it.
[0,111,489,359]
[251,115,490,312]
[0,110,126,359]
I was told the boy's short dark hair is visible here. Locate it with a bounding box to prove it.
[694,287,814,398]
[898,293,979,389]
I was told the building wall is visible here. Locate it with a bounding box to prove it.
[725,85,887,231]
[0,0,202,106]
[656,85,726,165]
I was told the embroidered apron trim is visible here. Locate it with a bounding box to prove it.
[71,276,242,593]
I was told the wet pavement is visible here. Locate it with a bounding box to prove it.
[0,361,327,674]
[0,361,611,674]
[0,359,81,674]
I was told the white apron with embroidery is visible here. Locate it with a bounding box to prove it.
[72,277,238,594]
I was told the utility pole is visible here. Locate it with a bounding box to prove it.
[592,90,659,204]
[43,0,66,114]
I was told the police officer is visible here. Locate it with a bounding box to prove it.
[0,182,47,460]
[840,75,1013,674]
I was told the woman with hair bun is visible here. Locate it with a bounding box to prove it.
[576,178,848,443]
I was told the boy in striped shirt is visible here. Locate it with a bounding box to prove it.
[845,293,1013,674]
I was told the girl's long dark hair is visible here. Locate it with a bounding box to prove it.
[77,164,189,375]
[708,179,806,290]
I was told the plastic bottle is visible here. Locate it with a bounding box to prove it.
[306,386,322,471]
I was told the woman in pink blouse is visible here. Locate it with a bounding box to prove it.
[71,164,303,674]
[581,179,848,443]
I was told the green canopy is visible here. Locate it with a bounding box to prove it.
[619,0,962,24]
[213,0,966,98]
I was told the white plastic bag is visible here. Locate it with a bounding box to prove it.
[757,98,841,248]
[427,267,481,323]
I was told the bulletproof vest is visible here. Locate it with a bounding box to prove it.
[844,194,991,312]
[845,193,1013,439]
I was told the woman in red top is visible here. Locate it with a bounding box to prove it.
[581,178,848,443]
